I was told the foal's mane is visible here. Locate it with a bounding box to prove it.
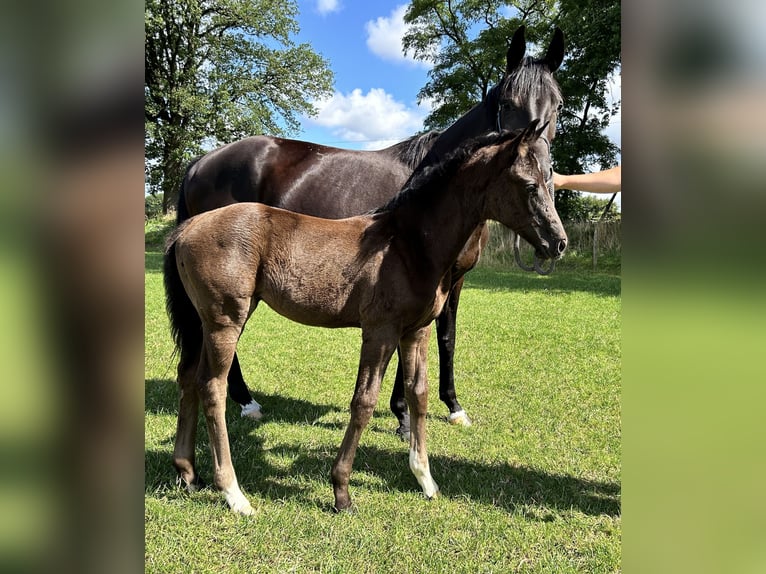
[374,130,521,215]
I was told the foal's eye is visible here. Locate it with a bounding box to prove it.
[525,183,538,195]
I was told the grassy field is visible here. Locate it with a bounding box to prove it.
[145,221,621,573]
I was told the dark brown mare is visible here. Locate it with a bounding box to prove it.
[164,125,568,514]
[176,26,565,438]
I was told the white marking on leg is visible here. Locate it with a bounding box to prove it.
[222,479,255,515]
[448,409,472,427]
[240,399,263,419]
[409,448,439,499]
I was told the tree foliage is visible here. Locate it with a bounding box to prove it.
[403,0,620,221]
[145,0,334,212]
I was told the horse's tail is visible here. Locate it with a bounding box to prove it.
[163,224,201,362]
[176,156,202,225]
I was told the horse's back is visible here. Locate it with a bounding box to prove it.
[180,136,412,220]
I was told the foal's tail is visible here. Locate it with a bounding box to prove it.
[163,226,201,362]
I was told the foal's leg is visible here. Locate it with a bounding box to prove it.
[331,330,398,512]
[435,277,471,426]
[389,349,411,441]
[400,326,439,499]
[198,325,254,515]
[228,352,263,419]
[173,346,204,491]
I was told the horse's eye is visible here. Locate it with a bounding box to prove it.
[525,183,537,195]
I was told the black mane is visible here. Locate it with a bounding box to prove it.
[375,130,522,214]
[499,55,562,104]
[385,130,442,170]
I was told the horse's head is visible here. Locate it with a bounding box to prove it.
[495,26,564,144]
[480,122,567,264]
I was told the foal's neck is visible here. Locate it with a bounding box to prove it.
[389,160,492,275]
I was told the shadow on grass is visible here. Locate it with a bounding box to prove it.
[146,440,619,518]
[147,378,619,518]
[146,378,345,422]
[465,266,621,297]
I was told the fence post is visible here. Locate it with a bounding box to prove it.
[593,220,599,271]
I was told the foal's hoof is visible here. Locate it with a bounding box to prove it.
[395,425,411,442]
[426,488,440,501]
[230,501,256,516]
[177,475,205,493]
[241,400,263,420]
[448,409,472,427]
[332,502,357,515]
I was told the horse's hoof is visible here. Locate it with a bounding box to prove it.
[241,400,263,420]
[448,410,472,427]
[426,489,440,500]
[395,426,411,442]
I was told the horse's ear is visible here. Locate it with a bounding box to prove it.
[544,27,565,72]
[506,25,526,73]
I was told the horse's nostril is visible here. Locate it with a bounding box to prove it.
[556,239,567,254]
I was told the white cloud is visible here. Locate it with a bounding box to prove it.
[317,0,340,15]
[308,88,431,149]
[365,5,432,68]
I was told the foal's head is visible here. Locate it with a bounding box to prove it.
[475,123,568,262]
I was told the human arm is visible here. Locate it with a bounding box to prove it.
[553,165,621,193]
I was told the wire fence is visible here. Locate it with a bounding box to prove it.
[480,220,622,271]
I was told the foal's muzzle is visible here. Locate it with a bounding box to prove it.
[553,237,567,257]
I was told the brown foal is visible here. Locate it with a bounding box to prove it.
[163,123,567,514]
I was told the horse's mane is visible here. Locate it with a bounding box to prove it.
[384,130,442,170]
[375,130,521,214]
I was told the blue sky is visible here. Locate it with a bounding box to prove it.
[292,1,621,161]
[295,2,433,149]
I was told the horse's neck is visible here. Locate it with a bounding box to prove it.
[423,101,494,165]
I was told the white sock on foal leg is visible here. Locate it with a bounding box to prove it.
[223,479,254,515]
[409,449,440,499]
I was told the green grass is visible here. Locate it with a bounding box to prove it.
[145,242,621,573]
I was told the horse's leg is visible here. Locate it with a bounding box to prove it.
[436,277,472,427]
[173,346,204,491]
[331,329,398,512]
[389,348,411,441]
[198,324,254,515]
[400,326,439,499]
[228,352,263,419]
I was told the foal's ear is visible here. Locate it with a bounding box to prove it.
[544,27,565,72]
[534,120,550,141]
[506,25,526,73]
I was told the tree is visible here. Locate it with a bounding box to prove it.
[145,0,334,212]
[403,0,620,221]
[551,0,620,220]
